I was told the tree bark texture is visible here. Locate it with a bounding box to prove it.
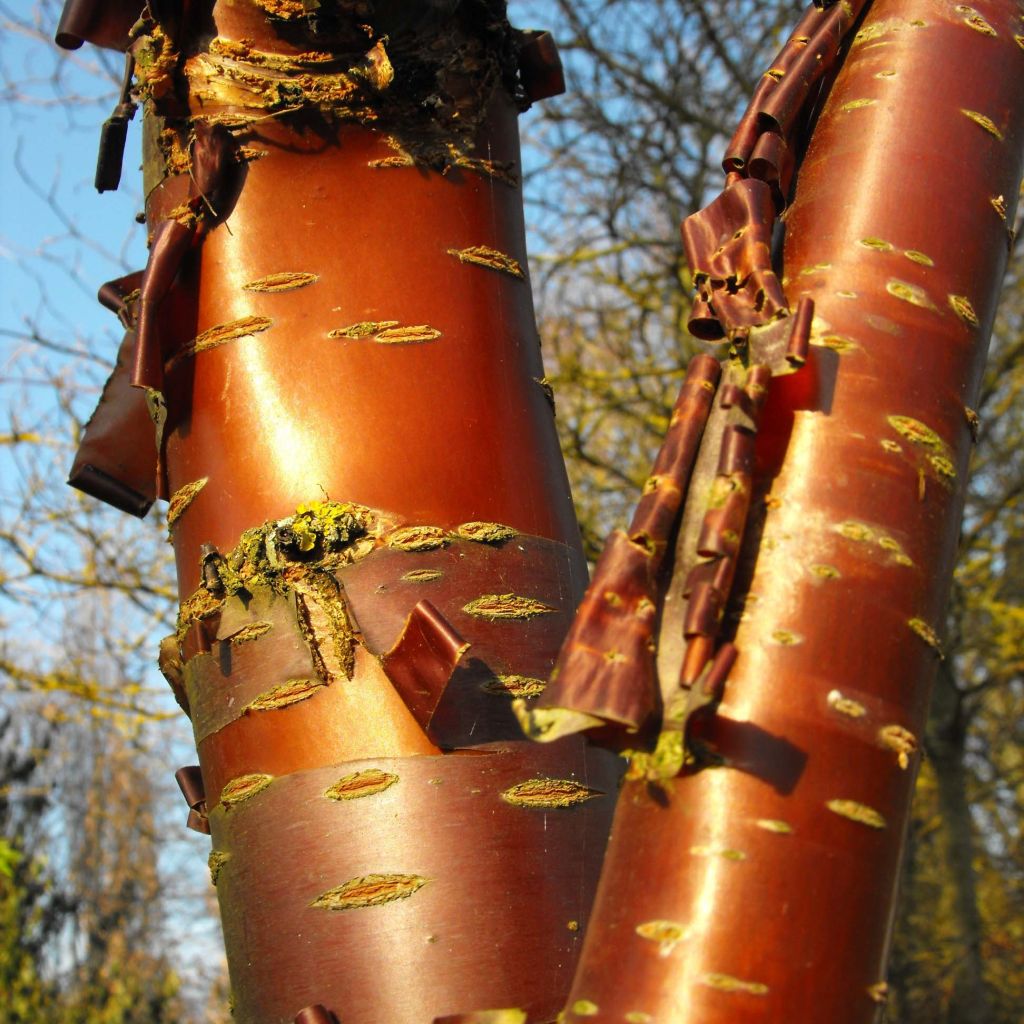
[59,3,618,1022]
[543,2,1024,1022]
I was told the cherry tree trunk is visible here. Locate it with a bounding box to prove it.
[549,1,1024,1021]
[58,3,616,1022]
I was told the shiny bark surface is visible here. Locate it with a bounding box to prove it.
[60,3,617,1021]
[558,2,1024,1022]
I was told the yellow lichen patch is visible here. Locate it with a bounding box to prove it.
[310,873,427,911]
[764,67,785,81]
[369,154,415,169]
[815,333,858,353]
[167,477,208,533]
[858,236,893,252]
[810,563,841,580]
[168,315,273,370]
[446,245,524,279]
[242,271,318,293]
[208,850,230,885]
[903,249,934,266]
[908,617,944,656]
[500,778,599,808]
[797,261,832,277]
[625,1014,654,1024]
[880,439,902,454]
[828,689,867,718]
[220,773,273,809]
[836,289,858,299]
[769,629,802,646]
[463,594,557,620]
[374,324,442,344]
[386,526,449,552]
[755,819,793,834]
[887,415,947,451]
[245,677,325,713]
[226,621,273,644]
[876,536,914,566]
[964,406,980,439]
[176,587,223,646]
[1016,34,1024,51]
[534,376,556,411]
[481,674,547,699]
[452,155,520,186]
[456,521,517,543]
[928,453,957,483]
[328,321,441,344]
[879,724,918,769]
[690,845,747,861]
[571,1001,599,1017]
[329,320,399,339]
[700,973,769,996]
[886,279,937,310]
[875,69,897,78]
[853,21,895,45]
[238,145,269,162]
[991,194,1008,219]
[400,568,444,583]
[868,981,890,1004]
[840,98,877,112]
[253,0,304,21]
[959,9,997,36]
[324,768,399,801]
[826,799,887,829]
[837,520,875,543]
[635,919,688,955]
[961,109,1004,140]
[948,294,979,326]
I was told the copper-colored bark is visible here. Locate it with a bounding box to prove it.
[59,3,616,1021]
[556,1,1024,1021]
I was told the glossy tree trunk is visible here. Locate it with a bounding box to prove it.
[59,3,617,1022]
[551,2,1024,1022]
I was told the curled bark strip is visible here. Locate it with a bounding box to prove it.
[516,531,659,741]
[54,0,138,51]
[516,30,565,105]
[689,0,867,339]
[748,130,794,209]
[175,764,206,810]
[520,356,721,742]
[68,272,158,516]
[678,367,770,664]
[682,178,788,339]
[627,354,722,548]
[759,1,871,137]
[176,764,210,834]
[133,123,240,393]
[380,600,470,735]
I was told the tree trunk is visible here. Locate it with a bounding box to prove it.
[58,3,617,1021]
[536,1,1024,1021]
